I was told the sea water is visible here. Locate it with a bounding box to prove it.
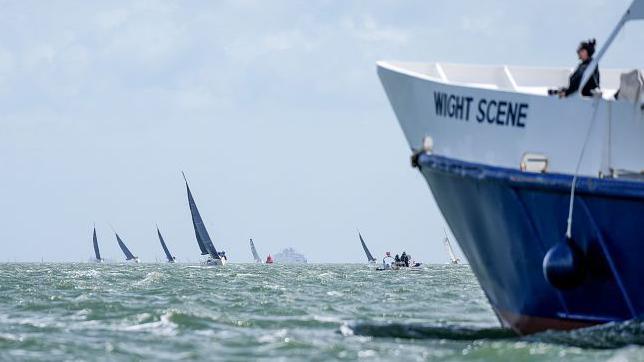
[0,263,642,361]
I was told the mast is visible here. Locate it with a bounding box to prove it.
[115,233,137,261]
[182,172,221,260]
[157,227,176,262]
[250,238,262,263]
[358,232,377,262]
[92,227,102,261]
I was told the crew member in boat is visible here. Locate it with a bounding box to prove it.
[556,39,600,97]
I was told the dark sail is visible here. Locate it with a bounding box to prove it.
[250,238,262,263]
[115,233,136,260]
[359,232,376,262]
[157,227,176,262]
[92,227,102,261]
[183,173,220,260]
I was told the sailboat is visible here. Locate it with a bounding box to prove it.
[358,231,377,264]
[92,227,104,263]
[157,227,176,263]
[443,230,460,265]
[250,238,262,263]
[183,172,227,266]
[115,232,139,263]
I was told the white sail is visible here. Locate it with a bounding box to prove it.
[250,239,262,263]
[443,237,460,265]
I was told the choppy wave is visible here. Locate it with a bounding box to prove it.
[344,319,644,350]
[527,319,644,349]
[0,263,641,361]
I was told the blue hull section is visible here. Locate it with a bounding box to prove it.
[417,154,644,334]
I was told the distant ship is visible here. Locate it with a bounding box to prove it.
[273,248,307,264]
[443,230,460,265]
[378,0,644,334]
[156,227,176,263]
[183,172,227,266]
[358,231,377,264]
[115,232,139,263]
[92,227,104,263]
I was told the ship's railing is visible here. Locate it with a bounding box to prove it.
[382,61,638,98]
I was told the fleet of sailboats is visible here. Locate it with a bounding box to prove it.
[91,179,445,266]
[91,224,444,265]
[89,173,229,265]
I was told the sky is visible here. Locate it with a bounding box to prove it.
[1,0,642,263]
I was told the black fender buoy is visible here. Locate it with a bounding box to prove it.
[542,237,586,289]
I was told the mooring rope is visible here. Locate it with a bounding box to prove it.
[565,96,602,239]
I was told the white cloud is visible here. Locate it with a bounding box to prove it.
[343,14,409,45]
[0,47,15,90]
[262,30,314,52]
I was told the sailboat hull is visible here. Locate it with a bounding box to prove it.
[418,153,644,335]
[205,257,227,266]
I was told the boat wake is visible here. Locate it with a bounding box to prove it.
[342,319,644,349]
[524,319,644,349]
[341,321,513,340]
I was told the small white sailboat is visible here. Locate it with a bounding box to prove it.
[183,172,227,266]
[443,229,460,265]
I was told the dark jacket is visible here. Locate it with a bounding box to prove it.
[401,253,409,267]
[564,58,600,97]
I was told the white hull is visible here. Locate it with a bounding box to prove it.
[205,257,227,266]
[377,62,644,176]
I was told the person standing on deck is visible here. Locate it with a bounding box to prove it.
[558,39,600,97]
